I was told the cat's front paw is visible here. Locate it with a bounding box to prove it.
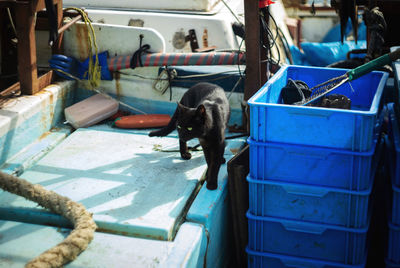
[148,131,157,137]
[180,151,192,160]
[206,181,218,190]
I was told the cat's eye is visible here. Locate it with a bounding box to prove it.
[177,125,181,129]
[187,127,192,131]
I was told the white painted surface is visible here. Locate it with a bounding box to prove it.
[64,0,222,12]
[284,6,338,43]
[91,67,244,111]
[0,81,75,139]
[68,0,243,53]
[301,17,338,42]
[63,23,166,60]
[270,0,294,47]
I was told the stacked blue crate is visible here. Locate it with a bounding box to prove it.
[386,103,400,268]
[247,65,388,268]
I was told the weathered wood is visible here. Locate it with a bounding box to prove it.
[227,145,249,268]
[244,0,261,101]
[260,7,269,86]
[52,0,63,54]
[1,70,54,97]
[38,70,54,89]
[30,0,45,12]
[0,80,20,97]
[15,1,39,95]
[5,0,62,95]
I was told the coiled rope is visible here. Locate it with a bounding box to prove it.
[0,170,97,268]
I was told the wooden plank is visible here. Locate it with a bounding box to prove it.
[15,1,39,95]
[227,145,249,268]
[52,0,63,54]
[1,71,53,97]
[0,81,19,97]
[260,7,269,86]
[244,0,261,101]
[30,0,45,12]
[38,70,54,89]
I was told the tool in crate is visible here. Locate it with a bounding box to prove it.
[296,48,400,106]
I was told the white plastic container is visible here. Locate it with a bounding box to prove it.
[64,93,119,129]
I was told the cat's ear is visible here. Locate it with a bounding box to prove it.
[177,102,185,112]
[196,104,206,117]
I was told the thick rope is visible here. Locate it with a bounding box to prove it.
[0,171,97,268]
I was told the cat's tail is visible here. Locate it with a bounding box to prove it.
[148,109,178,137]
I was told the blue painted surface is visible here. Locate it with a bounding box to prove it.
[0,111,49,165]
[0,125,208,240]
[0,126,245,267]
[0,75,246,266]
[0,220,206,267]
[187,136,246,268]
[0,127,72,176]
[187,173,232,268]
[0,83,74,166]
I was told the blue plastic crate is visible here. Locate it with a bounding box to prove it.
[247,212,369,264]
[388,103,400,188]
[248,65,388,151]
[247,176,372,228]
[387,104,400,225]
[391,182,400,226]
[387,221,400,264]
[386,259,400,268]
[246,248,367,268]
[391,47,400,106]
[248,136,380,191]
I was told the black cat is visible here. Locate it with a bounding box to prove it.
[149,82,230,190]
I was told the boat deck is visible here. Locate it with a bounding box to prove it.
[0,120,245,266]
[0,220,205,267]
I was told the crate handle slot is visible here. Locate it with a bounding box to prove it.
[285,150,329,160]
[281,259,324,268]
[281,221,327,234]
[283,185,329,197]
[288,110,333,118]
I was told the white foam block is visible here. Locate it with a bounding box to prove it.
[64,94,119,128]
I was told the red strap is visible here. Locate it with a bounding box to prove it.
[259,0,275,8]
